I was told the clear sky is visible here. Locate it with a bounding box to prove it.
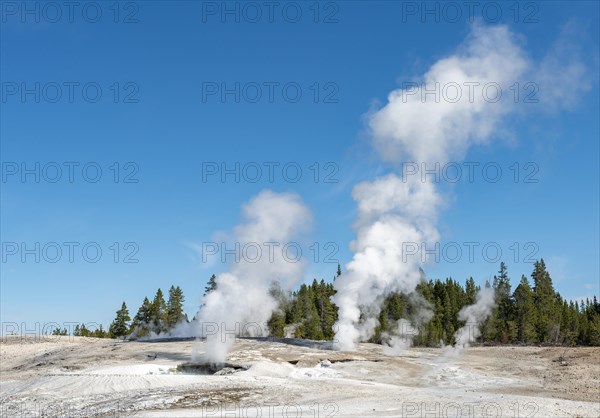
[1,1,598,330]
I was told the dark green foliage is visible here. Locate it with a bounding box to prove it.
[268,261,599,347]
[204,274,218,296]
[73,323,107,338]
[102,262,598,346]
[492,262,514,342]
[532,259,556,342]
[73,323,90,337]
[51,327,68,336]
[130,297,152,337]
[514,275,537,343]
[148,288,168,334]
[268,310,287,337]
[90,325,108,338]
[284,278,338,340]
[267,281,289,337]
[167,286,186,328]
[109,302,131,338]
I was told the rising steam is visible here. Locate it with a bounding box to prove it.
[195,190,311,363]
[333,24,529,351]
[454,287,496,348]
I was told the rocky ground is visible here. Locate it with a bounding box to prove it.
[1,336,599,417]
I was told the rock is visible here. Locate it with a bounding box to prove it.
[214,367,239,376]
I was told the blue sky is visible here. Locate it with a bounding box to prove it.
[1,1,598,329]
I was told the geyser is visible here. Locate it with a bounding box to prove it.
[195,190,312,364]
[333,23,529,351]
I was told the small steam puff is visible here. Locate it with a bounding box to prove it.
[454,287,496,348]
[196,190,312,364]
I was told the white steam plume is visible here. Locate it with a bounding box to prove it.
[382,319,415,356]
[195,190,312,363]
[333,23,529,351]
[454,287,496,348]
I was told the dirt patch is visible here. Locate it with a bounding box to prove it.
[172,387,257,409]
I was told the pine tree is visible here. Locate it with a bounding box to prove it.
[588,315,600,346]
[267,281,289,338]
[304,284,324,340]
[150,289,168,334]
[319,280,337,339]
[532,259,556,342]
[204,274,217,296]
[465,277,477,305]
[442,289,455,344]
[578,300,590,344]
[291,286,306,323]
[268,310,286,337]
[79,323,90,337]
[291,285,307,337]
[92,325,107,338]
[52,327,68,336]
[513,275,537,343]
[109,302,131,338]
[166,286,185,329]
[131,297,152,335]
[493,262,514,342]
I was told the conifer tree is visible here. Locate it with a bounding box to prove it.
[319,279,337,339]
[131,297,152,335]
[150,289,168,334]
[204,274,218,296]
[109,302,131,338]
[267,281,289,337]
[513,275,537,343]
[465,277,477,305]
[166,286,185,329]
[532,259,556,342]
[493,262,514,342]
[79,323,90,337]
[268,309,286,337]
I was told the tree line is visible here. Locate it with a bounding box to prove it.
[77,260,599,346]
[68,285,187,339]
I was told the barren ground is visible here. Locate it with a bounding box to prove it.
[1,336,599,417]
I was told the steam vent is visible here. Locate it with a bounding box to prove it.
[176,362,248,375]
